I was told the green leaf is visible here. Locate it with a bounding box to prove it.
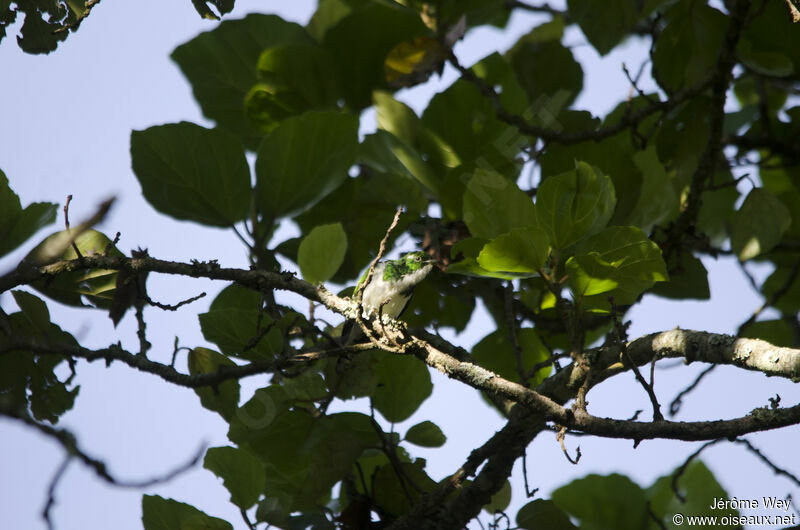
[211,283,263,312]
[566,226,668,307]
[227,387,286,446]
[627,146,679,233]
[320,0,429,109]
[476,227,550,275]
[203,446,266,510]
[508,33,582,111]
[422,56,526,176]
[472,328,551,387]
[374,90,420,147]
[198,309,282,361]
[731,188,791,261]
[244,43,340,133]
[141,495,233,530]
[293,168,426,282]
[647,460,739,525]
[323,351,379,399]
[653,2,727,92]
[374,88,463,191]
[187,347,240,421]
[739,319,794,348]
[372,460,437,516]
[130,122,251,227]
[761,265,800,315]
[358,130,440,193]
[11,290,51,332]
[244,411,377,510]
[255,110,359,219]
[373,352,432,423]
[171,14,313,148]
[405,421,446,448]
[26,230,124,308]
[650,252,710,300]
[536,162,616,249]
[463,170,537,240]
[737,39,794,77]
[298,223,348,284]
[567,0,640,55]
[485,480,512,513]
[517,499,578,530]
[552,474,649,530]
[0,170,57,258]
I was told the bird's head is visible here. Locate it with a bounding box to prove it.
[400,251,434,272]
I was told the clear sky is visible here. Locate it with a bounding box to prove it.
[1,1,798,529]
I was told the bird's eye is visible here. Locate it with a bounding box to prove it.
[415,256,421,262]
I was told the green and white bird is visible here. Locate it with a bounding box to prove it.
[344,251,435,344]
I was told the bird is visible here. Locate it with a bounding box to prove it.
[343,251,435,345]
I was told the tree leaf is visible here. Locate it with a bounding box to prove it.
[566,226,668,306]
[203,446,265,510]
[11,290,51,332]
[730,188,791,261]
[422,55,526,176]
[485,480,512,513]
[298,223,348,284]
[652,3,727,92]
[320,0,429,109]
[198,309,282,361]
[517,499,577,530]
[141,495,233,530]
[463,170,537,240]
[26,230,124,308]
[567,0,641,55]
[255,110,359,219]
[552,474,648,530]
[171,14,313,148]
[472,328,551,387]
[650,252,710,300]
[739,319,794,348]
[373,352,432,423]
[372,460,437,516]
[130,122,251,227]
[358,130,440,193]
[536,161,616,249]
[508,33,582,110]
[476,227,550,274]
[187,347,240,421]
[627,146,679,233]
[244,43,340,133]
[647,460,739,525]
[405,420,446,448]
[0,169,57,258]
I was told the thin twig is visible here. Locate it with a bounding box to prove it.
[739,259,800,335]
[504,280,526,384]
[671,439,723,502]
[556,426,581,465]
[63,195,83,259]
[43,457,71,530]
[0,404,205,489]
[146,292,206,311]
[669,364,717,416]
[734,439,800,487]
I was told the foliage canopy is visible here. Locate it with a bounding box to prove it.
[2,1,800,529]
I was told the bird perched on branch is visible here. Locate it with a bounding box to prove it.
[343,251,435,345]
